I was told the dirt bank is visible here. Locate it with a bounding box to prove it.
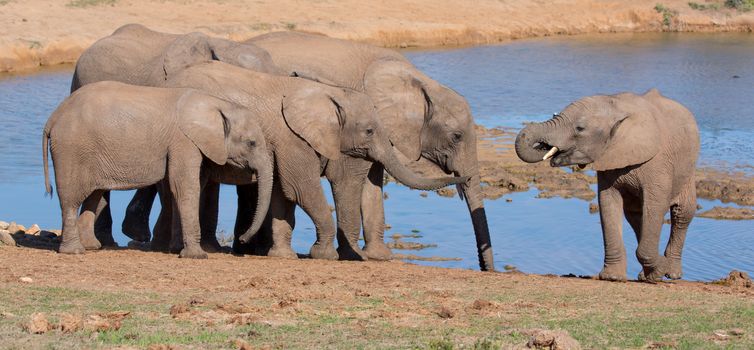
[0,242,752,349]
[1,0,753,72]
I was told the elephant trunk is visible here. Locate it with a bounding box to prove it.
[515,121,552,163]
[455,139,495,271]
[372,140,467,190]
[238,152,273,243]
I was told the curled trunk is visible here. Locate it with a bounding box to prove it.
[515,122,549,163]
[373,141,467,190]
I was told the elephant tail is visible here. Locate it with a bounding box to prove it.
[42,125,52,197]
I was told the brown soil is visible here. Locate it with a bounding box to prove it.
[1,0,753,73]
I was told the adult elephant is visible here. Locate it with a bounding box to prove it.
[159,61,467,260]
[70,23,283,248]
[245,31,495,271]
[515,89,699,282]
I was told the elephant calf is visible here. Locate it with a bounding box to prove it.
[515,89,699,282]
[43,81,272,258]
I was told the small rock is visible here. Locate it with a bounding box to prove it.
[435,187,457,198]
[0,230,16,246]
[7,222,22,234]
[588,202,599,214]
[385,224,392,230]
[26,224,41,235]
[233,338,254,350]
[521,328,581,350]
[506,198,512,202]
[729,328,745,336]
[504,264,517,271]
[419,192,428,198]
[383,192,389,200]
[19,277,33,283]
[399,42,408,48]
[1,311,16,318]
[24,313,53,334]
[436,306,454,319]
[712,330,730,341]
[0,221,9,230]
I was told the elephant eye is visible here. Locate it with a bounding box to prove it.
[365,128,374,136]
[576,126,586,133]
[452,132,463,142]
[247,140,257,148]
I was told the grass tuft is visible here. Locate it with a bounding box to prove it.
[725,0,754,11]
[66,0,117,8]
[654,3,679,26]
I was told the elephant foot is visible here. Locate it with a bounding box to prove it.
[598,263,627,282]
[363,242,393,261]
[59,240,86,255]
[200,238,223,254]
[179,246,208,259]
[638,257,668,283]
[80,234,102,251]
[309,243,338,260]
[122,221,151,243]
[169,239,184,254]
[150,240,171,253]
[665,258,683,280]
[337,245,368,261]
[267,245,298,259]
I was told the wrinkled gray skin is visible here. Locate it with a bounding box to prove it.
[43,82,273,259]
[158,61,467,260]
[70,23,283,247]
[515,89,699,282]
[245,32,494,270]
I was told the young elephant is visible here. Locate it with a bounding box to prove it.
[43,81,272,258]
[514,89,699,282]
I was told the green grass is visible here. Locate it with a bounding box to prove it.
[1,283,753,349]
[725,0,754,11]
[688,1,721,10]
[654,3,679,27]
[66,0,117,8]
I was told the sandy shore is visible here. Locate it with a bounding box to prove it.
[1,0,753,72]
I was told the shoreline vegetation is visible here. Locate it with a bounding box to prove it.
[0,0,753,73]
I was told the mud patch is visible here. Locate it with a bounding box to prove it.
[697,206,754,220]
[711,270,753,289]
[518,328,581,350]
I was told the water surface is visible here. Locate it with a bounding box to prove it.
[1,33,752,281]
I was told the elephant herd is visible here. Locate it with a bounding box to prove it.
[42,24,700,282]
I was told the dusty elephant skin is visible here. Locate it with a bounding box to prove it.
[515,89,700,282]
[154,61,465,261]
[43,81,272,259]
[69,23,282,247]
[246,31,494,271]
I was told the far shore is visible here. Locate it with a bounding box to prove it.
[1,0,753,73]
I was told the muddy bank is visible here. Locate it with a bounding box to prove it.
[1,0,753,73]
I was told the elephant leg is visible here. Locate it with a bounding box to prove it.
[636,199,669,283]
[267,184,297,259]
[92,191,115,247]
[199,181,222,253]
[361,163,392,261]
[122,186,157,242]
[597,185,627,282]
[296,179,338,260]
[150,181,173,252]
[167,150,207,259]
[58,189,86,254]
[665,182,695,280]
[328,158,370,261]
[78,190,104,250]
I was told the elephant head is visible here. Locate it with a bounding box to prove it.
[363,59,494,271]
[180,92,274,242]
[280,85,469,191]
[515,91,661,171]
[162,32,283,79]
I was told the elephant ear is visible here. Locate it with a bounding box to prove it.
[364,59,427,161]
[163,32,213,79]
[591,106,660,171]
[206,38,275,73]
[177,92,228,165]
[282,87,342,160]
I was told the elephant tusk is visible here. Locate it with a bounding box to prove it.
[542,147,559,161]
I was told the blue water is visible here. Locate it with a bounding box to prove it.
[1,33,753,281]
